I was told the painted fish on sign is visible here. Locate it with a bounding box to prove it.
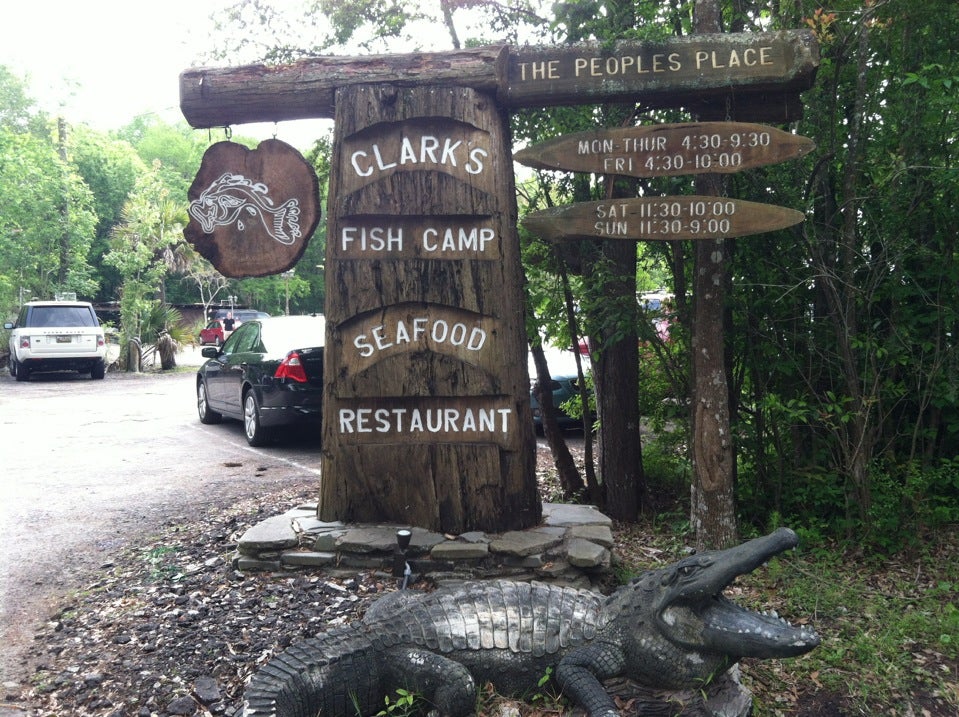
[522,196,806,241]
[515,122,814,177]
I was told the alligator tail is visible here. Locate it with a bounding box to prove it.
[244,628,381,717]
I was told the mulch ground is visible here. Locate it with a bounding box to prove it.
[0,450,887,717]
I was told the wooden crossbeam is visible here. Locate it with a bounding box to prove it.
[180,30,819,128]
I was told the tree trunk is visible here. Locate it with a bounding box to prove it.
[529,342,585,499]
[690,0,738,550]
[319,84,539,534]
[591,237,644,522]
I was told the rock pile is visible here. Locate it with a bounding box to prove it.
[235,502,615,587]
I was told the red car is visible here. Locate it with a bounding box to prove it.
[199,319,226,346]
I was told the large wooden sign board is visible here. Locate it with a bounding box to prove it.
[318,85,539,532]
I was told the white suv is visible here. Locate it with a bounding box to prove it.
[5,298,107,381]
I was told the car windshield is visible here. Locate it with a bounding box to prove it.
[30,306,97,327]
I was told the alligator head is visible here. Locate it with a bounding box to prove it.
[612,527,820,689]
[653,527,819,658]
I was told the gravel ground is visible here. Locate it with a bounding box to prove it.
[2,445,587,717]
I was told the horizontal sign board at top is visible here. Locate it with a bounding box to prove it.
[504,31,819,109]
[515,122,814,177]
[523,196,805,241]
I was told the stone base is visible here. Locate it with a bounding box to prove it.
[234,502,616,587]
[590,666,752,717]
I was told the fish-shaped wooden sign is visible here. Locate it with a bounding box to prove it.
[184,139,321,277]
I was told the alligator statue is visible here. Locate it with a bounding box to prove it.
[243,527,819,716]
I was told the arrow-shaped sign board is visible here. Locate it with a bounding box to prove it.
[515,122,814,177]
[522,196,805,241]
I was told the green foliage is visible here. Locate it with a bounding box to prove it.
[142,544,181,582]
[374,688,418,717]
[0,122,99,307]
[746,529,959,715]
[105,160,187,344]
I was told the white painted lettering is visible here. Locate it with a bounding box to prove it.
[350,151,373,177]
[465,147,487,174]
[402,136,421,164]
[373,144,397,170]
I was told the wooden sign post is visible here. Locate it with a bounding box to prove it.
[179,31,819,535]
[318,85,538,533]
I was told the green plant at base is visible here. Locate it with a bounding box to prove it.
[375,688,419,717]
[143,544,180,582]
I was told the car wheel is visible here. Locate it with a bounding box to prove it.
[91,359,106,380]
[14,360,30,382]
[243,390,272,447]
[197,380,222,424]
[9,359,16,378]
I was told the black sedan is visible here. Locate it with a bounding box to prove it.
[196,314,325,446]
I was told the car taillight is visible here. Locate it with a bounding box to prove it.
[274,351,308,382]
[97,336,105,347]
[20,337,30,349]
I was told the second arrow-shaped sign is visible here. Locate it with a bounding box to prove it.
[522,196,805,241]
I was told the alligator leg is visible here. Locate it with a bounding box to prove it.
[380,647,476,717]
[555,642,626,717]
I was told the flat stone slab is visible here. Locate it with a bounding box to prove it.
[431,542,490,560]
[542,503,612,528]
[291,517,346,534]
[489,530,563,557]
[570,524,615,548]
[237,515,299,552]
[281,551,337,567]
[312,530,348,552]
[567,537,609,568]
[336,527,398,553]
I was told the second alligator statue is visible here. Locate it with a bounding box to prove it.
[244,527,819,716]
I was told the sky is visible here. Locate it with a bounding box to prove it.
[0,0,328,146]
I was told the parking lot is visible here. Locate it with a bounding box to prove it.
[0,359,323,683]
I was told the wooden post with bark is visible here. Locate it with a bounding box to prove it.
[318,84,538,533]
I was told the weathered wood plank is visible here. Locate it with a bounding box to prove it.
[522,196,806,241]
[514,122,815,177]
[179,31,818,128]
[180,47,507,128]
[504,31,819,108]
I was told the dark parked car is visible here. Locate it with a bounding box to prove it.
[528,348,592,431]
[196,314,326,446]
